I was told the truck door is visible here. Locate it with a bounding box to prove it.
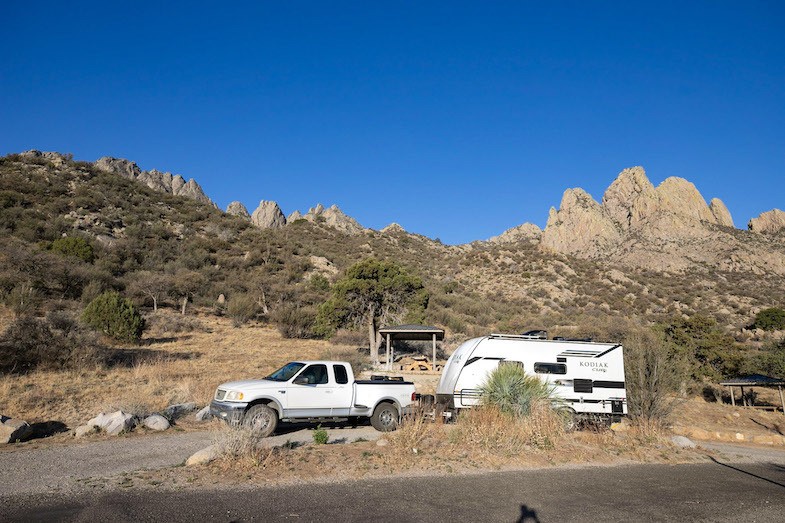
[330,364,354,416]
[286,363,334,417]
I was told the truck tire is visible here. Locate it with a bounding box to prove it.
[371,402,399,432]
[242,404,278,437]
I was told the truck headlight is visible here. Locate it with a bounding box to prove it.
[225,391,245,401]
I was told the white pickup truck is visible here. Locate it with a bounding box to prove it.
[209,360,417,436]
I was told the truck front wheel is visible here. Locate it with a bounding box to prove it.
[371,402,399,432]
[243,404,278,437]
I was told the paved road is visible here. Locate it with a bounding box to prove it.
[0,424,380,496]
[3,459,785,522]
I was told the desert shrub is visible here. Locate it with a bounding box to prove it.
[145,313,208,335]
[660,314,741,380]
[743,337,785,378]
[753,307,785,331]
[624,329,685,426]
[3,281,39,317]
[479,363,555,417]
[80,279,106,304]
[0,312,105,373]
[50,236,94,263]
[227,293,259,327]
[82,291,145,343]
[272,304,318,339]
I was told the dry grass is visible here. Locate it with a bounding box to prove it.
[0,308,357,426]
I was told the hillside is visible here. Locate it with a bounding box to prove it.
[0,150,783,347]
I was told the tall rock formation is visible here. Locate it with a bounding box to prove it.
[748,209,785,234]
[601,166,658,231]
[541,188,621,256]
[94,156,215,206]
[226,201,251,219]
[251,200,287,229]
[709,198,734,228]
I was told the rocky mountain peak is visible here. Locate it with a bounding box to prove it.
[289,203,366,235]
[94,156,214,207]
[541,188,621,256]
[226,201,251,219]
[654,177,716,224]
[381,223,406,234]
[602,166,657,230]
[21,150,72,167]
[251,200,287,229]
[748,209,785,234]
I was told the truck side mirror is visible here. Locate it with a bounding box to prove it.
[293,376,309,385]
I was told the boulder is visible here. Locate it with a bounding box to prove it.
[186,444,220,466]
[163,402,198,419]
[1,418,33,444]
[671,435,696,448]
[195,405,212,422]
[87,411,136,436]
[74,425,97,438]
[143,414,170,431]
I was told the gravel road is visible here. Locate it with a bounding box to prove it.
[0,424,381,497]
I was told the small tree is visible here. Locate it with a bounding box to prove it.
[172,270,207,315]
[227,293,259,327]
[317,259,427,365]
[82,291,145,343]
[753,307,785,331]
[127,271,172,312]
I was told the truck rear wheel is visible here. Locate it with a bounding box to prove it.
[243,404,278,437]
[371,402,399,432]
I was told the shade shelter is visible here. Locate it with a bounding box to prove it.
[719,374,785,415]
[378,324,445,371]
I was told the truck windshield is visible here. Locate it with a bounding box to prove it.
[265,362,305,382]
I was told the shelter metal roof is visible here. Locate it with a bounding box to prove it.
[720,374,785,387]
[378,324,445,341]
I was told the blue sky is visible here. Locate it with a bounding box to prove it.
[2,2,783,244]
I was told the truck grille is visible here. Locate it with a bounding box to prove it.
[215,389,226,401]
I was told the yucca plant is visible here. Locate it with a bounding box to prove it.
[479,363,556,417]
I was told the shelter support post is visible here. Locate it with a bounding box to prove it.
[779,386,784,416]
[729,386,735,407]
[432,333,437,370]
[740,387,746,407]
[386,334,391,371]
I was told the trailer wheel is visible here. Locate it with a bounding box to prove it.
[242,404,278,437]
[371,402,399,432]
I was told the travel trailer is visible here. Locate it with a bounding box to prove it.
[435,333,627,420]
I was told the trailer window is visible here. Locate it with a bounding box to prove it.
[534,362,567,375]
[333,364,349,384]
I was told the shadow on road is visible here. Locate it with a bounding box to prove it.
[709,456,785,489]
[517,504,541,522]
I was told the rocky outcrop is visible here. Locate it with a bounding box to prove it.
[251,200,287,229]
[381,223,406,234]
[289,203,366,234]
[601,166,658,230]
[749,209,785,234]
[1,417,33,444]
[709,198,734,228]
[287,210,304,222]
[226,201,251,219]
[94,156,215,206]
[487,223,542,244]
[87,411,136,436]
[541,188,621,256]
[20,150,71,167]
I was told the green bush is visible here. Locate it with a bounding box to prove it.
[479,363,555,417]
[753,307,785,331]
[82,291,145,343]
[50,236,94,263]
[312,424,329,444]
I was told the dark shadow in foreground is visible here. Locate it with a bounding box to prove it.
[709,456,785,489]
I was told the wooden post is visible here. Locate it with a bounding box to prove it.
[432,333,437,371]
[740,387,746,407]
[779,385,785,416]
[730,386,735,407]
[386,334,391,371]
